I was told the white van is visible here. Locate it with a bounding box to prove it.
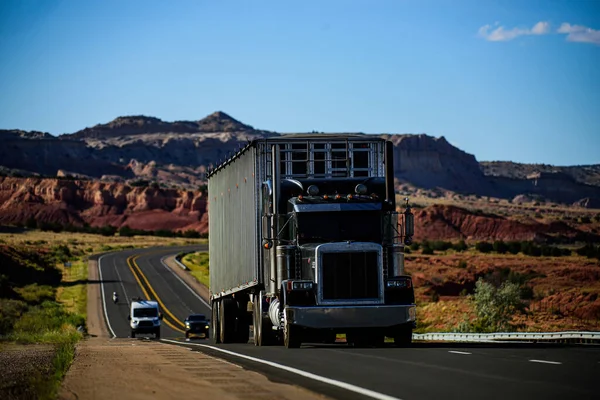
[128,299,162,339]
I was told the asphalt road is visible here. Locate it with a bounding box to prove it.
[98,245,210,339]
[99,247,600,400]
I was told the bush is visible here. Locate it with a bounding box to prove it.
[506,241,521,255]
[421,245,434,255]
[493,241,508,254]
[457,260,468,269]
[466,278,524,332]
[430,241,452,252]
[410,242,421,251]
[0,299,27,334]
[521,241,541,257]
[13,301,85,336]
[475,241,493,253]
[16,284,56,304]
[453,240,468,252]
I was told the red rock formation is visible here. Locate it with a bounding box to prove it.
[0,177,207,233]
[413,204,577,242]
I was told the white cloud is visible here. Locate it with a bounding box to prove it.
[478,21,550,41]
[531,21,550,35]
[557,23,600,45]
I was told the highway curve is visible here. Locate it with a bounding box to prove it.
[99,247,600,400]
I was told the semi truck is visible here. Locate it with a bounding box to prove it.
[207,135,415,348]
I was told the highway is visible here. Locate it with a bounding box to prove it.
[99,247,600,400]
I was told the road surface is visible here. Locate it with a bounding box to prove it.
[100,247,600,400]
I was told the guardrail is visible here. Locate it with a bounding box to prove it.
[413,331,600,344]
[173,256,189,271]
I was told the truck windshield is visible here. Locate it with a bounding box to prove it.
[133,308,158,318]
[296,211,381,243]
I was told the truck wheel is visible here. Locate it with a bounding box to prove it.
[211,300,220,344]
[235,297,250,343]
[219,298,237,343]
[393,325,413,347]
[131,331,135,338]
[155,329,161,340]
[284,322,301,349]
[253,293,275,346]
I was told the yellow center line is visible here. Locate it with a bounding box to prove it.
[126,255,185,333]
[127,255,186,330]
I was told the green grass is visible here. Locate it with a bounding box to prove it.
[0,245,88,399]
[181,251,209,287]
[56,259,87,317]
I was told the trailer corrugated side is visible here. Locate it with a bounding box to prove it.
[208,145,261,299]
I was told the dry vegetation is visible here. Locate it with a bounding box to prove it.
[0,230,206,254]
[396,192,600,333]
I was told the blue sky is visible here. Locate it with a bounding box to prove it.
[1,0,598,166]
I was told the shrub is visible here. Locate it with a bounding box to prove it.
[430,241,452,252]
[0,299,27,334]
[506,241,521,255]
[453,240,468,252]
[410,242,420,251]
[475,241,493,253]
[470,278,524,332]
[493,240,508,254]
[421,245,434,255]
[457,260,468,269]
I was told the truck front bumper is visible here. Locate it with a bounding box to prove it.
[285,304,416,329]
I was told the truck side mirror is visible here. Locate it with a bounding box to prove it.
[127,315,131,321]
[159,314,164,320]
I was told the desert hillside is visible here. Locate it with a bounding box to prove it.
[2,112,599,207]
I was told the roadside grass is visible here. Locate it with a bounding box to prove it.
[0,230,206,253]
[180,251,209,288]
[56,259,87,317]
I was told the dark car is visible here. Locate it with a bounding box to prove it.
[185,314,210,339]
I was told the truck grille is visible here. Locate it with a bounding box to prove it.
[138,321,153,327]
[321,252,379,300]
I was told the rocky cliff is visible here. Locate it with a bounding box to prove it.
[0,177,207,232]
[1,111,599,206]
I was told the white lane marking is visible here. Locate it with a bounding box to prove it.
[161,339,402,400]
[448,351,472,355]
[529,359,562,365]
[160,256,212,309]
[113,257,131,306]
[98,254,116,338]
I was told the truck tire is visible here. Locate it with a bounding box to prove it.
[219,298,237,343]
[155,329,161,340]
[393,325,413,347]
[211,299,220,344]
[284,322,301,349]
[235,297,250,343]
[253,293,275,346]
[131,330,135,338]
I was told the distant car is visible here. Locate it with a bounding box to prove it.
[185,314,210,339]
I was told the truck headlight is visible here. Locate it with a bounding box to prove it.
[291,281,313,290]
[205,325,210,329]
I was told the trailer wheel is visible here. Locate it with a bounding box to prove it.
[219,298,237,343]
[211,299,221,344]
[284,322,301,349]
[393,325,413,347]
